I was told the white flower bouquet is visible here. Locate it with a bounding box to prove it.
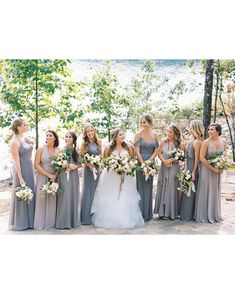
[84,153,103,180]
[51,148,74,181]
[41,180,59,196]
[138,160,160,181]
[168,148,186,162]
[176,170,195,197]
[15,184,34,202]
[104,155,138,177]
[208,151,230,170]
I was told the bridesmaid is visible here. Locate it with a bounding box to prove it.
[134,114,160,221]
[9,118,35,230]
[154,125,185,220]
[34,130,59,230]
[56,131,81,229]
[194,123,227,223]
[180,120,204,221]
[80,124,102,225]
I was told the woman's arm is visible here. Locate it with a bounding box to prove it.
[134,133,144,164]
[10,141,25,185]
[191,140,202,181]
[129,145,135,158]
[103,146,110,159]
[148,133,160,161]
[34,147,57,181]
[158,141,172,167]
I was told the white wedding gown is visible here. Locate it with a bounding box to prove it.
[91,149,144,229]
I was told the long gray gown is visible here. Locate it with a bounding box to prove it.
[9,141,35,230]
[56,150,80,229]
[180,141,198,221]
[154,141,181,219]
[135,137,159,221]
[34,146,57,230]
[194,145,224,223]
[81,143,101,225]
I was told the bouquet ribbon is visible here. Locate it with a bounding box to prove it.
[118,173,125,200]
[66,170,70,181]
[92,168,98,180]
[145,174,150,181]
[186,182,196,197]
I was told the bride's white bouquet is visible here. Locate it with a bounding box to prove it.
[138,160,160,181]
[84,153,103,180]
[168,148,186,162]
[176,170,195,197]
[15,184,34,202]
[41,180,59,196]
[208,151,230,170]
[104,155,138,177]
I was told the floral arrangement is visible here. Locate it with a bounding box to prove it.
[168,148,186,162]
[104,155,138,177]
[51,148,73,172]
[15,184,34,202]
[41,180,59,196]
[138,160,160,181]
[176,170,195,197]
[84,153,103,179]
[208,151,230,170]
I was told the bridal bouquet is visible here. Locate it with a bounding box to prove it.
[138,160,160,181]
[104,155,138,177]
[208,151,230,170]
[84,153,103,180]
[168,148,186,162]
[176,170,195,197]
[51,148,74,180]
[41,180,59,196]
[15,184,34,202]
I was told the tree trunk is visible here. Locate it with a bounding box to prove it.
[219,93,235,161]
[35,62,39,149]
[213,61,220,122]
[203,60,214,138]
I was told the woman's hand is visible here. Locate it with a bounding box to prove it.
[47,173,57,181]
[19,177,25,186]
[67,163,78,172]
[191,171,196,181]
[86,163,94,171]
[163,160,172,168]
[213,167,223,174]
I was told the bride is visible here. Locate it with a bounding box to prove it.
[91,128,144,229]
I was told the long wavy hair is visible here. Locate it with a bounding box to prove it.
[80,124,101,155]
[107,128,130,156]
[46,130,59,148]
[190,120,204,140]
[168,125,181,148]
[66,131,78,163]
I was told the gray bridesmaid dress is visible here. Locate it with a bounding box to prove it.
[34,146,57,230]
[9,141,35,230]
[81,143,101,225]
[154,141,181,219]
[135,137,159,221]
[194,145,224,223]
[180,141,198,221]
[56,149,80,229]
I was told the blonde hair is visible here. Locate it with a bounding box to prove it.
[190,120,204,140]
[80,124,101,155]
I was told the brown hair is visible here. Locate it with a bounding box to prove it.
[80,124,101,155]
[208,123,222,136]
[140,114,153,127]
[107,128,130,156]
[11,118,25,134]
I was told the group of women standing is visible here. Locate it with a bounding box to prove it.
[8,114,227,231]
